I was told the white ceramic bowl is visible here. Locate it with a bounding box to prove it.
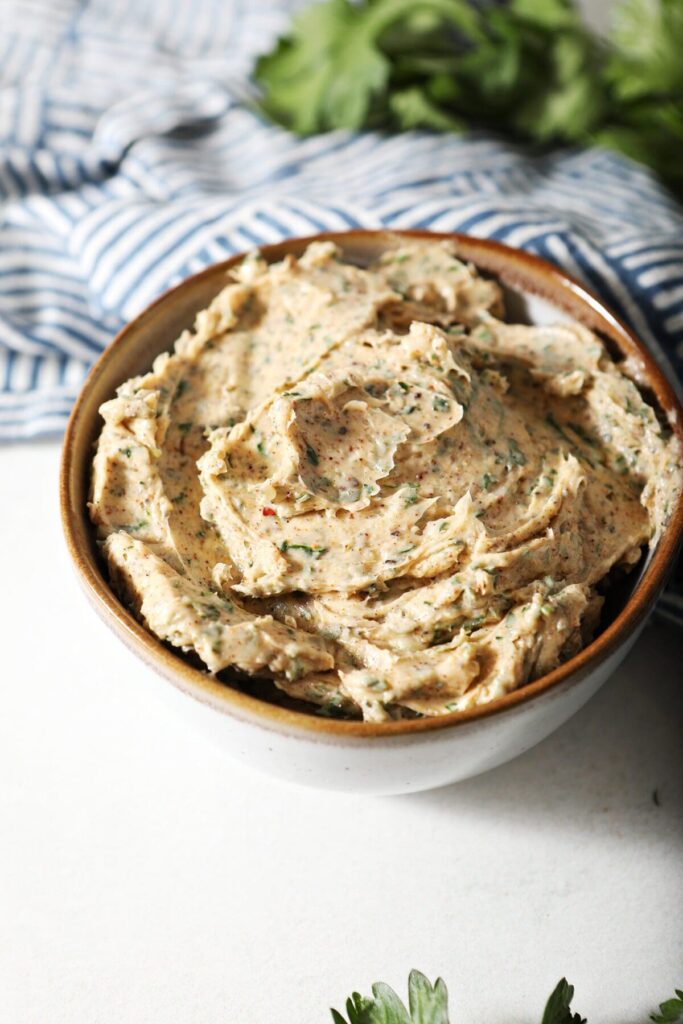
[60,230,683,794]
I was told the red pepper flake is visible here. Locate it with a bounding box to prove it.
[262,506,276,517]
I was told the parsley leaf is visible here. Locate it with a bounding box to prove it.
[651,989,683,1024]
[408,971,450,1024]
[255,0,388,133]
[331,992,376,1024]
[541,978,586,1024]
[390,87,465,132]
[305,442,320,466]
[279,540,328,558]
[607,0,683,101]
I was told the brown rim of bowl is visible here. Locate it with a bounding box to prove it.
[60,229,683,739]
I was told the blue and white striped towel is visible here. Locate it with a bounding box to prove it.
[1,0,682,620]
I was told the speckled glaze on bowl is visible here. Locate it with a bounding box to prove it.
[60,231,683,794]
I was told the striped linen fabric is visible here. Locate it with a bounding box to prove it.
[1,0,682,621]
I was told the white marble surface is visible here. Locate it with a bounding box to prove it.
[1,439,682,1023]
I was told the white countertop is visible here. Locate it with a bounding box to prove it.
[1,439,682,1023]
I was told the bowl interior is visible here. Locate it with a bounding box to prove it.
[61,230,683,734]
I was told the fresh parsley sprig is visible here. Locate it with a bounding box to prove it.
[254,0,683,197]
[651,989,683,1024]
[329,971,683,1023]
[331,971,450,1024]
[541,978,586,1024]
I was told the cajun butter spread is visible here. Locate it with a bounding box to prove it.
[90,240,682,721]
